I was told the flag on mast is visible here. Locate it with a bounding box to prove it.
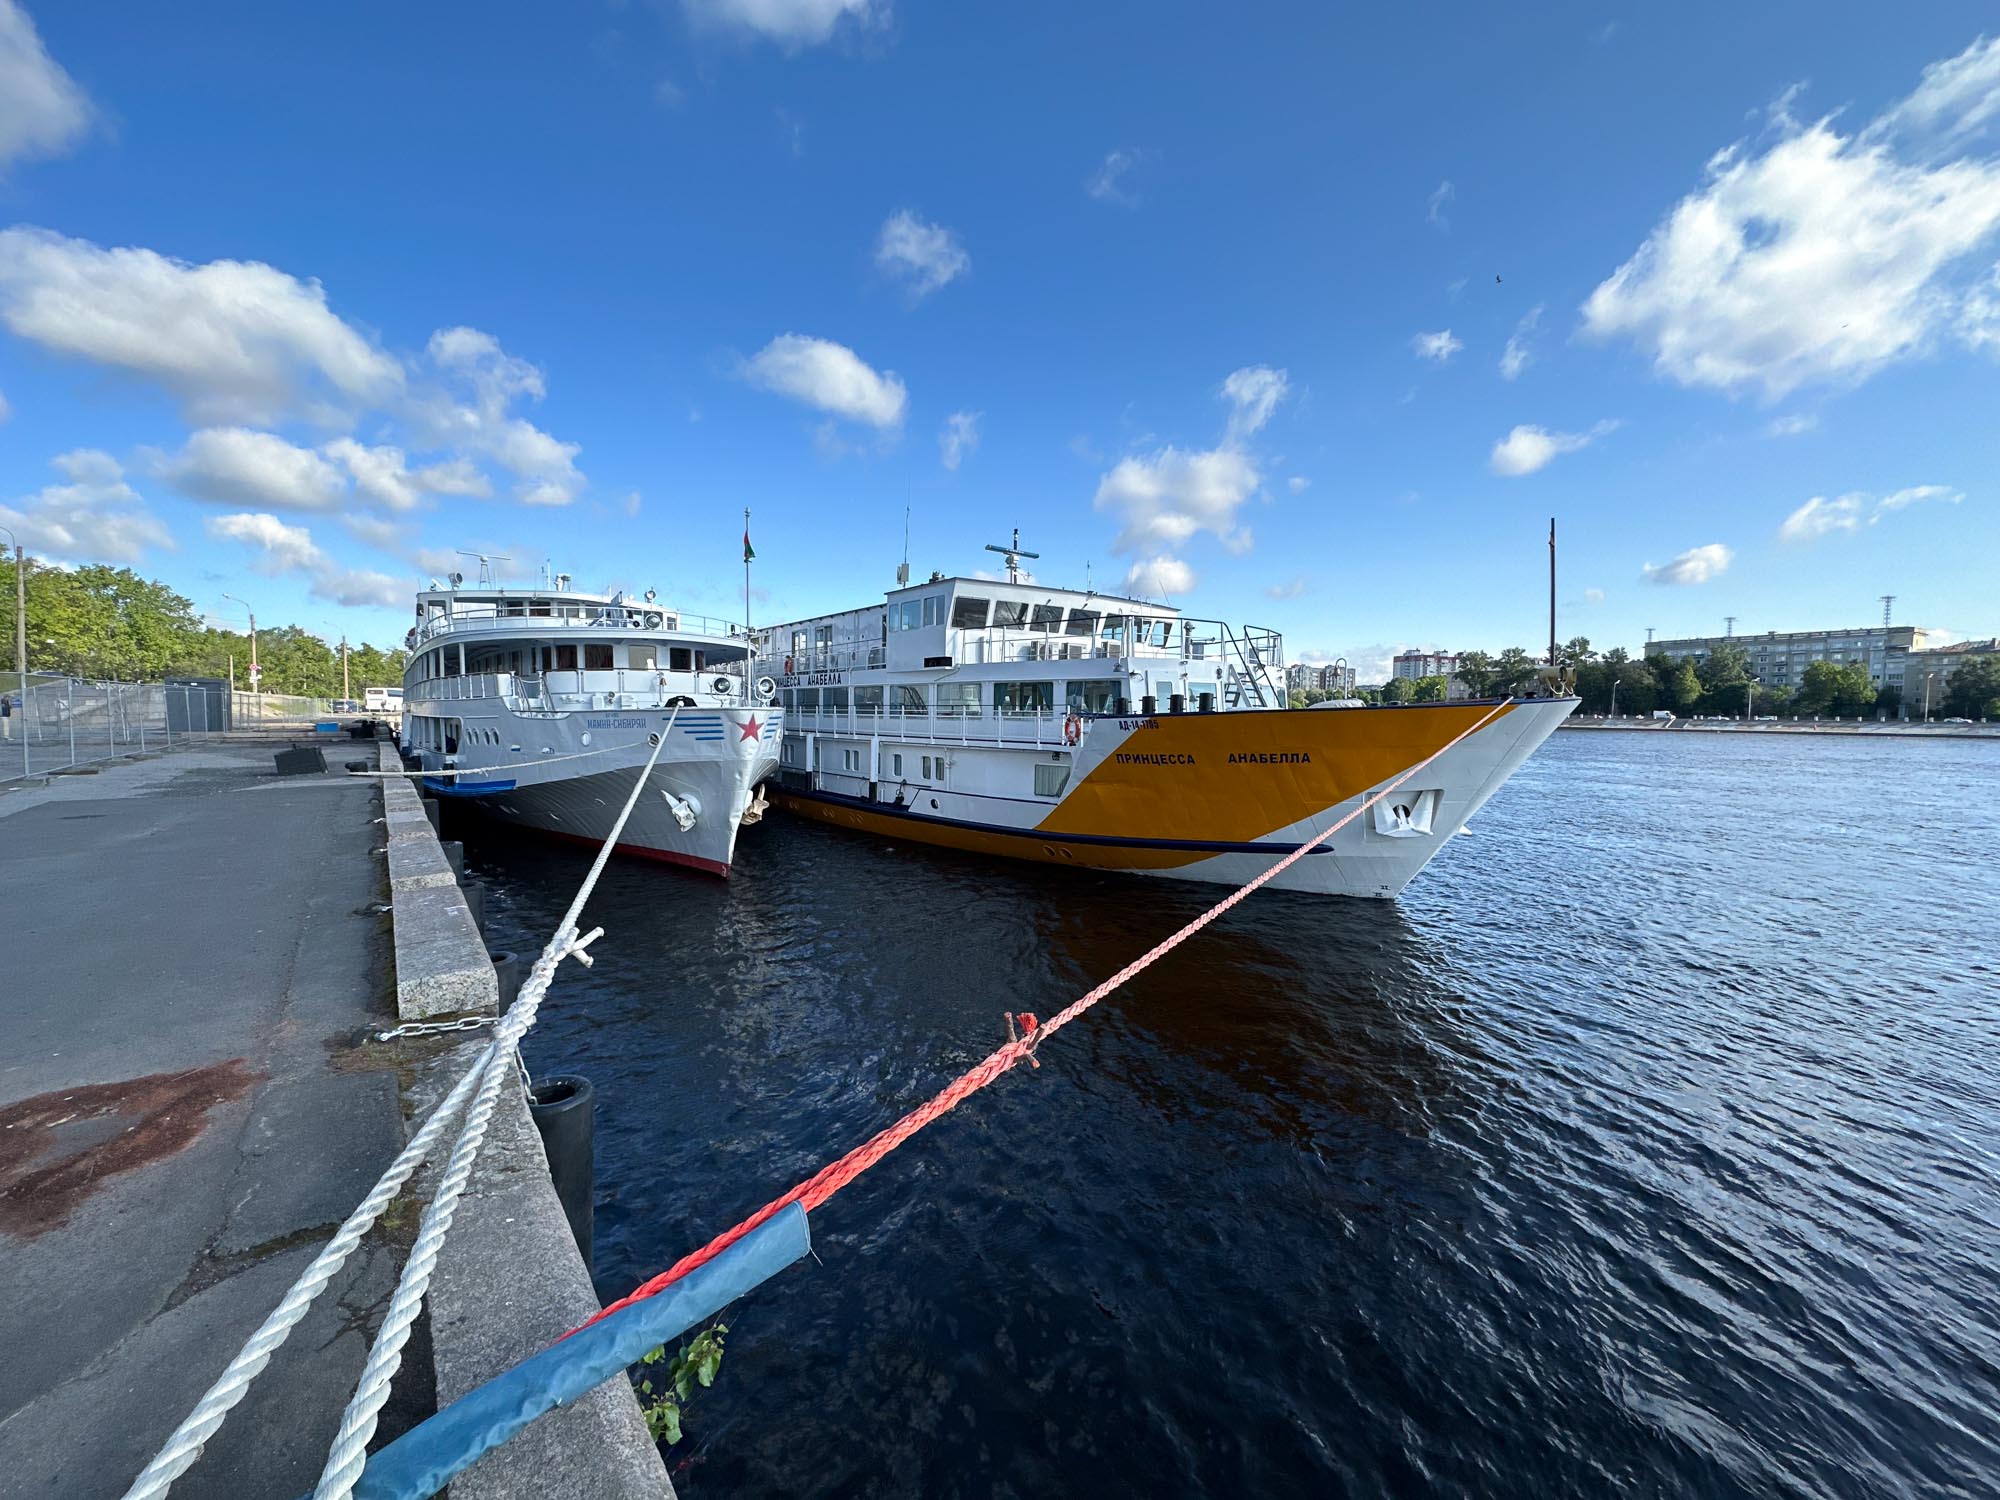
[744,527,756,563]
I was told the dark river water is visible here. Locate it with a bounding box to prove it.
[458,730,2000,1499]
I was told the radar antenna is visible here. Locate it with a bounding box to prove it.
[455,551,512,588]
[983,527,1040,584]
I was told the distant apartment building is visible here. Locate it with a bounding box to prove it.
[1287,662,1356,695]
[1647,626,1928,693]
[1392,651,1460,681]
[1902,638,1999,711]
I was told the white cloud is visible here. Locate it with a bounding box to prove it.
[0,0,92,170]
[1583,587,1606,604]
[0,450,171,563]
[413,327,583,504]
[413,456,492,498]
[1096,446,1260,553]
[1287,475,1309,494]
[0,227,402,425]
[161,428,346,512]
[1583,38,2000,399]
[1764,412,1819,437]
[1641,543,1733,585]
[0,389,9,423]
[1265,577,1308,600]
[323,438,425,512]
[1489,419,1618,476]
[1221,365,1289,440]
[654,78,687,108]
[1781,483,1963,540]
[206,510,407,609]
[875,210,969,299]
[342,513,403,549]
[742,332,906,427]
[1413,329,1463,362]
[1499,304,1544,379]
[1086,147,1151,205]
[1124,555,1193,598]
[939,409,980,470]
[623,491,642,518]
[681,0,883,47]
[1427,180,1454,229]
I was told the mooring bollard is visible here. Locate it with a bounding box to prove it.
[488,950,522,1011]
[528,1075,595,1268]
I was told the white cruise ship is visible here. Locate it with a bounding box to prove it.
[757,557,1574,898]
[398,572,781,876]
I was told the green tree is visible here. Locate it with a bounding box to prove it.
[1670,659,1701,713]
[1454,650,1496,698]
[1696,641,1751,690]
[1381,676,1416,704]
[1493,646,1539,695]
[1942,654,2000,719]
[1795,660,1877,717]
[1557,635,1596,669]
[1410,673,1449,702]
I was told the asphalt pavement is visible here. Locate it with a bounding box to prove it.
[0,741,417,1498]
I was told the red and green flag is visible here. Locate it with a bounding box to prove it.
[743,528,755,562]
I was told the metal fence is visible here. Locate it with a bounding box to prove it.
[1,675,168,781]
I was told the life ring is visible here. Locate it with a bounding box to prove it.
[643,611,663,629]
[1063,713,1082,746]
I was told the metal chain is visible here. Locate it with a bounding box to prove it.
[371,1016,497,1042]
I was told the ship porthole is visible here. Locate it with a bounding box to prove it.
[930,798,939,809]
[580,732,592,747]
[648,732,661,747]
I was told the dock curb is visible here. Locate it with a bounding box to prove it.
[378,741,672,1498]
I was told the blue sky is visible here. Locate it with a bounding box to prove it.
[2,1,1998,676]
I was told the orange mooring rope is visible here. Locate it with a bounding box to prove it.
[576,698,1516,1333]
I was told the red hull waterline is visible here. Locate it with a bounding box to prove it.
[538,825,734,878]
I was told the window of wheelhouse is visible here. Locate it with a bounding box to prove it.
[552,644,578,671]
[950,596,990,629]
[922,595,943,627]
[1066,609,1100,638]
[628,644,658,670]
[993,600,1028,629]
[584,643,614,671]
[1030,604,1064,633]
[669,647,693,672]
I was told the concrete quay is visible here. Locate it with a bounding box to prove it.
[0,734,668,1498]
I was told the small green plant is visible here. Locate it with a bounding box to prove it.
[634,1322,728,1446]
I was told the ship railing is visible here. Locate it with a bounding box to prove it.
[412,604,749,648]
[406,670,758,715]
[782,705,1090,747]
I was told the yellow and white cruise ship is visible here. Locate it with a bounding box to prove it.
[758,559,1575,899]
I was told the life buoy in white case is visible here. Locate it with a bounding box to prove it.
[1063,714,1082,746]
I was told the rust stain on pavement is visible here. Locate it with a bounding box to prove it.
[0,1060,261,1238]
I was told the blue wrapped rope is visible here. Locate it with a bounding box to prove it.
[335,1203,810,1500]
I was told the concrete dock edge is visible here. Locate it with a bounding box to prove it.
[375,742,672,1498]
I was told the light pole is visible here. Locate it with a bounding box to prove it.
[1745,676,1758,722]
[1921,672,1937,723]
[1,525,26,780]
[223,593,259,720]
[1609,676,1620,719]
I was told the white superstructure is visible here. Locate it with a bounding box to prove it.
[398,575,781,876]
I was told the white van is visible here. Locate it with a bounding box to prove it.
[363,686,404,714]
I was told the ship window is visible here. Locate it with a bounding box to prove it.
[443,650,461,677]
[1102,616,1124,638]
[1189,681,1217,704]
[855,685,883,714]
[1031,604,1065,633]
[1034,763,1070,798]
[502,599,525,617]
[825,686,849,710]
[995,681,1054,712]
[893,753,903,776]
[842,748,861,772]
[951,596,990,629]
[937,682,981,716]
[670,648,692,672]
[893,683,928,713]
[893,600,920,632]
[529,598,551,616]
[922,595,942,627]
[555,644,578,671]
[791,630,807,656]
[1067,609,1100,637]
[629,644,657,670]
[922,756,933,779]
[1066,679,1120,713]
[584,644,613,671]
[993,600,1028,628]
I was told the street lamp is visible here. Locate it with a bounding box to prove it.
[1609,676,1620,719]
[1,525,26,781]
[223,593,260,713]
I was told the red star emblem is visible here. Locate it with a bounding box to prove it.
[739,715,762,742]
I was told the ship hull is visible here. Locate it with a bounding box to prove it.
[770,698,1573,898]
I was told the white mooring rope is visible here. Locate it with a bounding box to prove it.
[123,707,678,1500]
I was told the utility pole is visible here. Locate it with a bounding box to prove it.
[224,594,259,720]
[3,527,27,781]
[1547,517,1557,666]
[341,634,351,701]
[1724,615,1736,638]
[1880,595,1896,629]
